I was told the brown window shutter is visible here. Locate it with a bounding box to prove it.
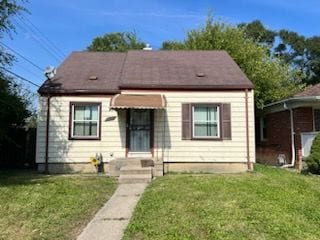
[222,103,232,140]
[182,103,192,140]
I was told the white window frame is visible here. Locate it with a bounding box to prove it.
[71,103,100,139]
[192,105,220,139]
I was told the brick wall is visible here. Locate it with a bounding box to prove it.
[256,107,314,168]
[256,110,291,165]
[293,107,314,169]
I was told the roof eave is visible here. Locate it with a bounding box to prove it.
[260,96,320,115]
[119,84,254,91]
[38,88,120,96]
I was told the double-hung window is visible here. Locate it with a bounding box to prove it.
[192,105,220,138]
[70,102,101,139]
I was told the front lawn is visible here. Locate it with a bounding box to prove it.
[0,171,116,240]
[124,164,320,240]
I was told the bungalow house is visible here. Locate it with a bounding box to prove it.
[256,83,320,169]
[36,50,255,176]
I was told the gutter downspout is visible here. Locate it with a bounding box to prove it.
[44,94,51,174]
[282,108,296,168]
[245,89,251,170]
[162,110,165,173]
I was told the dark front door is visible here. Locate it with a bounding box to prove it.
[129,109,151,152]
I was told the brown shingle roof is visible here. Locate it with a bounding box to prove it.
[39,52,126,93]
[294,83,320,97]
[38,50,253,94]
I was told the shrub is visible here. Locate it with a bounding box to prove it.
[306,133,320,174]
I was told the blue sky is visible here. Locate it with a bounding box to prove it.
[3,0,320,93]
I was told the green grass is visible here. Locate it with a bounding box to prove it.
[124,164,320,240]
[0,171,117,240]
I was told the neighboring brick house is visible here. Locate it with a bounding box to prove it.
[256,84,320,169]
[36,50,255,174]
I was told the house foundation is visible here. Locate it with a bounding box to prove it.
[37,162,110,173]
[163,162,251,173]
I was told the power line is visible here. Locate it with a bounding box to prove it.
[0,41,44,72]
[17,16,65,59]
[17,15,65,61]
[15,61,44,80]
[0,67,40,87]
[21,16,67,59]
[13,18,63,63]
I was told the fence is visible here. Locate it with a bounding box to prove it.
[0,128,37,169]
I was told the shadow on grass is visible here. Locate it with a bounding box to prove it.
[0,169,53,186]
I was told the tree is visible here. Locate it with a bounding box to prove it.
[162,41,186,50]
[239,20,320,85]
[0,74,30,141]
[306,36,320,84]
[87,32,145,52]
[0,0,26,68]
[306,133,320,174]
[0,0,30,142]
[162,17,302,109]
[238,20,276,47]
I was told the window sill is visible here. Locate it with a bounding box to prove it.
[191,137,222,141]
[69,137,101,141]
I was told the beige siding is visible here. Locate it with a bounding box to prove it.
[36,90,255,164]
[138,91,255,163]
[36,96,126,163]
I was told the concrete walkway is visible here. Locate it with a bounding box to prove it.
[77,183,148,240]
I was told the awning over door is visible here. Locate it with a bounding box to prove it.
[110,94,166,109]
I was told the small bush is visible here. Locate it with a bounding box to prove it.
[306,133,320,174]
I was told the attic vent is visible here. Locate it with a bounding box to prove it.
[89,76,98,81]
[196,72,206,77]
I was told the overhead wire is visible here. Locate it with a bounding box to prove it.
[0,41,44,72]
[0,41,44,87]
[14,61,44,80]
[12,18,63,63]
[0,67,41,87]
[0,15,65,90]
[20,16,67,59]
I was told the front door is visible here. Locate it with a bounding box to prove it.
[129,109,151,152]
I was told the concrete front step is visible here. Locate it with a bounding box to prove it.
[118,174,152,184]
[120,166,152,175]
[109,158,161,177]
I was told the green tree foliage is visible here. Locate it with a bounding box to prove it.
[240,20,320,85]
[162,41,186,50]
[87,32,145,52]
[162,17,302,109]
[0,0,30,142]
[0,0,25,67]
[306,133,320,174]
[238,20,276,47]
[0,74,30,141]
[0,0,25,35]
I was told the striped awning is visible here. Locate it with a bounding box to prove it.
[110,94,166,109]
